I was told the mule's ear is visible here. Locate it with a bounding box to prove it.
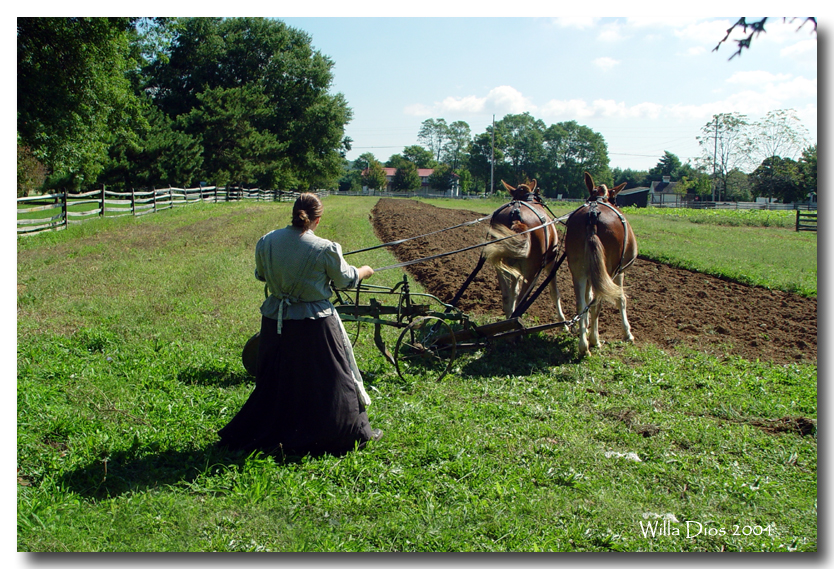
[501,180,515,193]
[610,182,627,198]
[529,179,538,193]
[584,172,595,194]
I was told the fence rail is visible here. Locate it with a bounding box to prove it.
[796,210,818,232]
[17,186,320,236]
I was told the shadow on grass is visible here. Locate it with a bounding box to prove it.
[56,443,304,501]
[459,331,580,378]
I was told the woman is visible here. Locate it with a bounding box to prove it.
[218,193,382,456]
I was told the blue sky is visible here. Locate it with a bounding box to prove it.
[280,15,818,172]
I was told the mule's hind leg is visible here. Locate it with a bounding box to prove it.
[614,273,634,342]
[573,277,591,356]
[588,297,604,349]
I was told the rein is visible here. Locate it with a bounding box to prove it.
[372,216,559,272]
[344,214,492,256]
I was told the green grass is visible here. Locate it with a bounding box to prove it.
[17,197,816,552]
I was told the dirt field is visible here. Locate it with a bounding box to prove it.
[370,198,816,365]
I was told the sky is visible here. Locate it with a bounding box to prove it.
[278,14,818,172]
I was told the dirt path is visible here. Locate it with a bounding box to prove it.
[370,198,816,365]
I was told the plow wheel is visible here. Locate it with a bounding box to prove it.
[394,316,456,382]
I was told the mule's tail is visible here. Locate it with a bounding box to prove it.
[586,232,624,305]
[483,223,530,280]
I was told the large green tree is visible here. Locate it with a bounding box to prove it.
[99,105,203,191]
[798,145,817,196]
[402,145,437,169]
[648,151,682,181]
[749,156,802,203]
[442,120,471,171]
[17,17,146,191]
[540,120,610,198]
[493,113,546,187]
[417,118,449,163]
[144,17,351,189]
[391,161,421,192]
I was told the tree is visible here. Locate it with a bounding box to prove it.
[428,163,456,192]
[391,161,421,192]
[697,112,750,201]
[17,140,48,198]
[494,113,546,186]
[798,145,817,195]
[145,17,351,189]
[361,158,388,193]
[402,145,437,169]
[18,17,147,190]
[676,174,713,200]
[467,131,502,194]
[724,169,752,201]
[713,17,817,60]
[417,118,449,163]
[442,121,471,171]
[541,120,610,198]
[749,156,802,203]
[99,104,203,191]
[612,167,649,189]
[746,109,810,170]
[648,151,682,181]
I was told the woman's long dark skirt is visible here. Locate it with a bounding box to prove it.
[218,314,373,456]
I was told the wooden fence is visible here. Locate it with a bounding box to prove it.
[17,186,321,236]
[796,210,818,232]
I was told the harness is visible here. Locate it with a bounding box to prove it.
[493,195,555,267]
[569,197,634,278]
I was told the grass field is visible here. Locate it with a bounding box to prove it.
[16,196,816,552]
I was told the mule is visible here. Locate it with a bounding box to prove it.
[483,179,566,323]
[564,172,637,356]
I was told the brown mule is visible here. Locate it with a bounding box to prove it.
[564,172,637,356]
[483,179,566,323]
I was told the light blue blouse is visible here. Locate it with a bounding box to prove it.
[255,225,359,330]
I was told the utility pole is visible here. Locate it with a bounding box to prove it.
[490,114,495,196]
[712,118,719,201]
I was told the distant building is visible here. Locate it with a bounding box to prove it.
[615,186,650,208]
[361,167,435,191]
[650,176,681,205]
[381,167,435,190]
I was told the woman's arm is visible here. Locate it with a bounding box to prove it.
[355,265,374,281]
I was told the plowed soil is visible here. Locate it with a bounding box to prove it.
[370,198,816,364]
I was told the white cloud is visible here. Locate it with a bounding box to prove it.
[593,57,619,71]
[598,22,626,42]
[674,19,735,47]
[406,85,536,117]
[540,98,663,120]
[726,71,793,85]
[781,38,816,58]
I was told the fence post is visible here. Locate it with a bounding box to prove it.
[62,189,69,229]
[101,186,105,218]
[153,187,157,213]
[796,209,800,232]
[131,188,136,216]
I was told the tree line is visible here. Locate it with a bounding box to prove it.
[344,108,815,204]
[18,17,352,196]
[17,17,817,204]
